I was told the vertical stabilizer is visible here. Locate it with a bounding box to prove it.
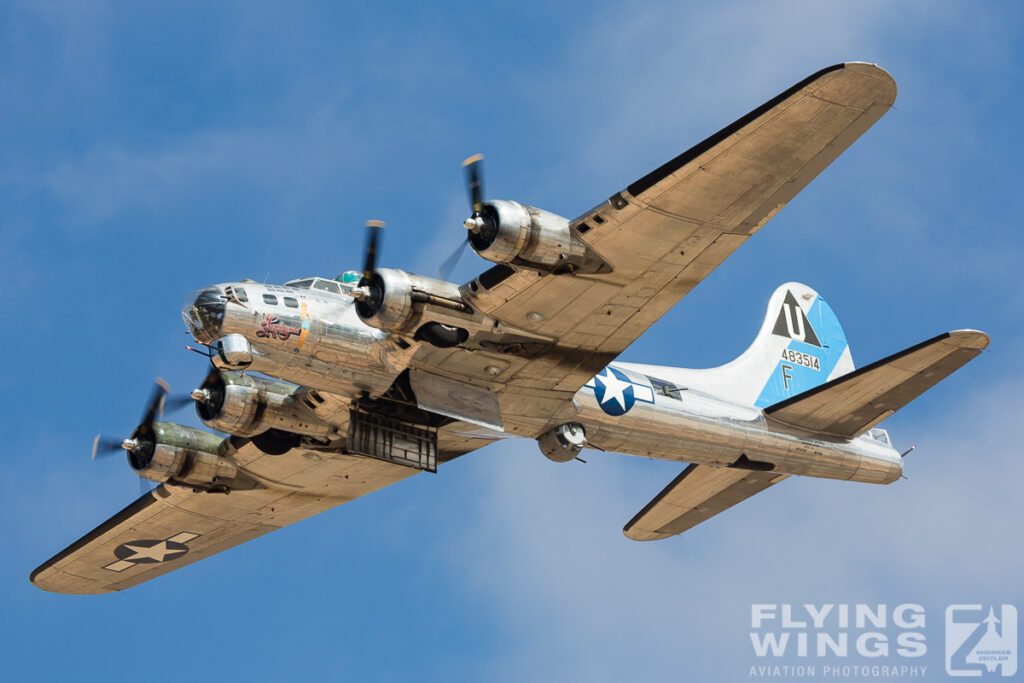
[624,283,855,407]
[748,283,855,407]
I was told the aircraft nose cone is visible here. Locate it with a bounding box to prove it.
[182,286,226,342]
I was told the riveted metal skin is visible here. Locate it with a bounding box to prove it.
[537,422,587,462]
[354,268,473,335]
[469,200,608,273]
[184,279,405,398]
[129,422,242,487]
[355,269,414,332]
[469,200,532,263]
[41,65,985,596]
[182,277,903,485]
[571,368,903,485]
[211,333,253,370]
[196,370,337,439]
[136,443,187,483]
[196,371,259,435]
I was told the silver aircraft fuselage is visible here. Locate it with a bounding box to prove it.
[183,277,903,489]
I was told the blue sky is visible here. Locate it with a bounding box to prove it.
[2,1,1022,681]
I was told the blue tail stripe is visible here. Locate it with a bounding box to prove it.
[754,296,849,408]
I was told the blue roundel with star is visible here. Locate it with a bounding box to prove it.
[593,366,637,416]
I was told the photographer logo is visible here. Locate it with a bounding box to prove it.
[945,604,1017,677]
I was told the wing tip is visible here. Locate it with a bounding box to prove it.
[28,569,117,593]
[622,525,664,542]
[947,329,990,351]
[29,561,61,592]
[626,62,895,198]
[834,61,898,106]
[29,565,113,596]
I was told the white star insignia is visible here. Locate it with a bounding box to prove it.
[597,371,632,410]
[120,541,185,563]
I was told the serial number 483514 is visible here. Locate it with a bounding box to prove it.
[782,348,820,371]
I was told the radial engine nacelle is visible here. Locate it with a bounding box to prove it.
[124,421,257,491]
[194,370,337,440]
[351,268,482,346]
[466,200,609,274]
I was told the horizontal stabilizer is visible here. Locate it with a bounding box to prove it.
[764,330,989,439]
[624,464,788,541]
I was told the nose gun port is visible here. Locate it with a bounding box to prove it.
[182,287,226,342]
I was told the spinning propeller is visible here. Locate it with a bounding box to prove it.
[437,154,491,280]
[91,378,193,462]
[354,155,489,285]
[351,220,386,318]
[361,219,384,284]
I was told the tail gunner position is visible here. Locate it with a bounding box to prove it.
[33,63,987,593]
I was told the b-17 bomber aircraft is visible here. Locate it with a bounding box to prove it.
[33,63,988,594]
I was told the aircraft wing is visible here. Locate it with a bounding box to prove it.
[624,464,788,541]
[32,422,493,595]
[764,330,989,439]
[416,63,896,432]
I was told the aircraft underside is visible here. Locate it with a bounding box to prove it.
[32,62,988,594]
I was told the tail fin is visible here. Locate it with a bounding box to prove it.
[656,283,856,407]
[747,282,855,408]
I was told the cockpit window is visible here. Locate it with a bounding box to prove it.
[313,279,341,294]
[225,285,248,303]
[282,277,347,294]
[263,294,278,305]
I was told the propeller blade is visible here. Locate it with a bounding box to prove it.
[164,394,195,412]
[91,434,124,460]
[92,376,182,467]
[139,378,170,427]
[462,154,484,212]
[437,237,470,281]
[362,220,385,281]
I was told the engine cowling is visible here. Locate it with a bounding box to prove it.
[467,200,607,274]
[194,370,336,439]
[127,421,252,489]
[352,268,477,340]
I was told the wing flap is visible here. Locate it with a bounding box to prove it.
[624,464,787,541]
[764,330,989,439]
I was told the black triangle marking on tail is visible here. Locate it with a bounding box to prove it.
[771,291,821,347]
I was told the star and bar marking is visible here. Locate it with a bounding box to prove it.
[104,532,201,572]
[587,367,655,416]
